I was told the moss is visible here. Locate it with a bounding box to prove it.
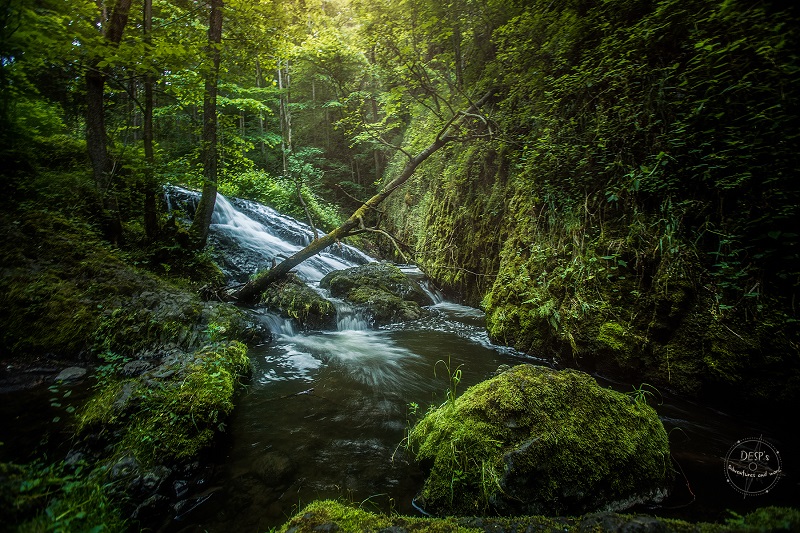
[347,286,423,324]
[262,273,336,329]
[279,501,800,532]
[278,500,482,533]
[319,263,427,325]
[408,365,671,516]
[78,341,250,464]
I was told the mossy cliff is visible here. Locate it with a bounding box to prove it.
[407,365,671,517]
[380,0,800,408]
[279,500,800,533]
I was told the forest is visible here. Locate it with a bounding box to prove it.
[1,0,798,531]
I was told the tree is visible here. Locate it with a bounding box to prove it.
[233,89,494,303]
[189,0,224,246]
[85,0,133,243]
[142,0,158,240]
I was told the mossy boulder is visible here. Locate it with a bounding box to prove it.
[262,273,336,330]
[78,340,250,463]
[408,364,672,516]
[320,262,428,326]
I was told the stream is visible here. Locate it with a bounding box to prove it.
[167,190,797,531]
[1,190,796,532]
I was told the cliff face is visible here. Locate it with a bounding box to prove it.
[381,0,800,407]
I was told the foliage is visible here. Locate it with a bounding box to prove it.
[380,0,800,407]
[278,500,800,532]
[0,461,126,532]
[218,169,343,231]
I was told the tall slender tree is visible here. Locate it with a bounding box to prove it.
[190,0,224,246]
[85,0,133,243]
[142,0,158,240]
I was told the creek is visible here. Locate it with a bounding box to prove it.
[0,191,794,532]
[164,190,796,531]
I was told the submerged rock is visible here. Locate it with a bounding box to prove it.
[320,263,428,326]
[408,364,672,516]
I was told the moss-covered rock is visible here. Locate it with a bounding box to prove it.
[78,340,250,463]
[408,364,671,516]
[279,501,800,533]
[320,262,428,326]
[262,273,336,330]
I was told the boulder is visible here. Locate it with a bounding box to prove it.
[408,364,672,516]
[262,274,336,330]
[320,263,428,326]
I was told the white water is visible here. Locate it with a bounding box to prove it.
[210,193,373,283]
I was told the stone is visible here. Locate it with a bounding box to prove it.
[408,364,672,516]
[54,366,87,382]
[320,263,428,326]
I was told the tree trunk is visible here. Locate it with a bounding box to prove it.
[255,60,267,164]
[143,0,158,240]
[189,0,224,246]
[232,90,494,303]
[85,0,133,244]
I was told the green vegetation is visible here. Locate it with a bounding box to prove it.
[262,273,337,329]
[407,365,671,516]
[0,461,127,533]
[78,340,249,463]
[2,0,798,529]
[278,500,800,533]
[379,0,800,407]
[320,263,427,324]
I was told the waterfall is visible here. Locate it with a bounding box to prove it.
[165,186,373,284]
[210,193,372,283]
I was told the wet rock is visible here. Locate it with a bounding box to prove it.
[129,466,172,496]
[313,523,341,532]
[409,364,672,516]
[262,274,336,330]
[54,366,87,382]
[132,494,171,521]
[173,479,189,499]
[111,456,140,480]
[320,263,427,325]
[121,360,152,377]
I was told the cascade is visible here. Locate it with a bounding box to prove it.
[166,186,372,284]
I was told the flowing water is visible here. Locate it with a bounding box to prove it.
[162,189,797,531]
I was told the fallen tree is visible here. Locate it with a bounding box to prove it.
[233,89,494,304]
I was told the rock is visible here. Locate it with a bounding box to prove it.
[320,263,427,326]
[408,364,672,516]
[262,274,336,330]
[131,494,171,520]
[121,360,152,377]
[110,456,140,480]
[252,452,294,485]
[54,366,87,382]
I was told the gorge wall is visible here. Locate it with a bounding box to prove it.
[379,0,800,408]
